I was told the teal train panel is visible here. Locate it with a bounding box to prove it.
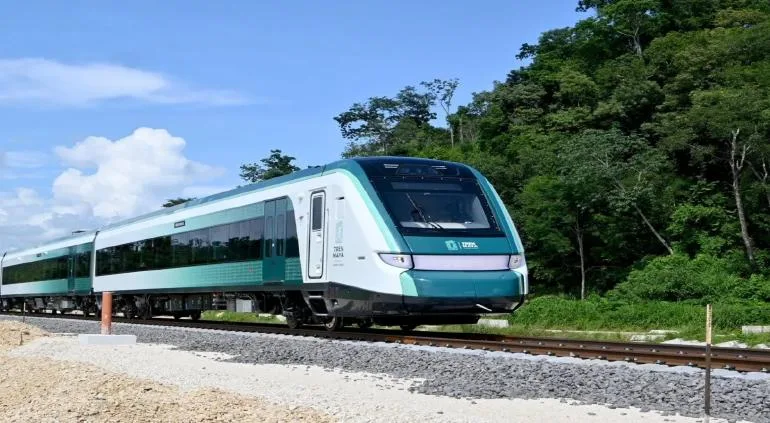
[98,260,270,291]
[73,277,92,293]
[4,279,69,296]
[403,236,513,255]
[404,270,520,298]
[284,257,302,283]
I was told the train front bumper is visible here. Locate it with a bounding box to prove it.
[323,267,526,319]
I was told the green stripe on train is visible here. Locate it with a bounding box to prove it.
[2,279,69,295]
[97,259,304,291]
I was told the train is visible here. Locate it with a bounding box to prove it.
[0,156,528,331]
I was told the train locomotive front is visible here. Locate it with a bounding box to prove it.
[316,157,528,330]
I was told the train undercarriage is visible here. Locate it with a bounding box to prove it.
[0,288,491,332]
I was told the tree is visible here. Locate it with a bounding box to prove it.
[240,149,300,183]
[328,1,770,299]
[520,175,599,299]
[682,87,769,267]
[421,79,459,146]
[163,198,195,208]
[564,129,675,255]
[334,86,438,157]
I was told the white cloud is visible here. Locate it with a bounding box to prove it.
[0,127,230,252]
[0,150,48,170]
[0,58,251,107]
[53,127,225,220]
[0,188,94,252]
[1,149,50,180]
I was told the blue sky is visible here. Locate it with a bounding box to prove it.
[0,0,585,250]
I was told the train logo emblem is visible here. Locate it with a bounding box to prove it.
[445,240,478,251]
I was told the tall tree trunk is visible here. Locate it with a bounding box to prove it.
[632,203,674,255]
[449,125,455,148]
[459,115,464,144]
[574,215,586,300]
[728,129,756,267]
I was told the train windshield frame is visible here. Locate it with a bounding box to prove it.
[370,175,505,238]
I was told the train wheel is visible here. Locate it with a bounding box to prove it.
[323,316,344,331]
[286,314,302,329]
[123,304,137,320]
[140,305,152,320]
[190,311,201,321]
[399,324,417,332]
[356,319,373,329]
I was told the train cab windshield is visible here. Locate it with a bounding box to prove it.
[360,160,505,237]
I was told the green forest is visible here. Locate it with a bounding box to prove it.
[327,0,770,310]
[162,0,770,339]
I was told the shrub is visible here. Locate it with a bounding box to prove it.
[509,295,770,331]
[608,253,770,303]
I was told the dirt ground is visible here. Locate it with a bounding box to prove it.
[0,321,336,423]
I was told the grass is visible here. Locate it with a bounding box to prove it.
[200,296,770,347]
[499,295,770,346]
[201,310,281,324]
[425,296,770,346]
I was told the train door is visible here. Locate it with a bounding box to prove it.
[307,191,326,279]
[67,250,76,293]
[263,198,287,282]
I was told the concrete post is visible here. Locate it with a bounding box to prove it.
[100,292,112,335]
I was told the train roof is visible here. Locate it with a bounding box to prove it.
[1,156,471,256]
[2,230,96,262]
[94,156,471,233]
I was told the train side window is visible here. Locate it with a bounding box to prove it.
[286,209,299,258]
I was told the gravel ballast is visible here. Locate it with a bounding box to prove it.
[4,315,768,423]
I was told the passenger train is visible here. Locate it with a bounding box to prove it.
[0,157,528,330]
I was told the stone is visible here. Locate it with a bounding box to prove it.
[78,334,136,345]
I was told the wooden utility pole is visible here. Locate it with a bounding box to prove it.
[101,292,113,335]
[704,304,713,421]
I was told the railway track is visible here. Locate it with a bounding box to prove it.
[3,310,770,373]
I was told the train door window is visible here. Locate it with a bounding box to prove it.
[265,216,273,258]
[264,200,275,259]
[249,217,264,259]
[275,197,287,257]
[312,196,323,230]
[276,213,286,256]
[308,191,326,279]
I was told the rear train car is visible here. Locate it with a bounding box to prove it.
[1,157,528,330]
[0,232,98,315]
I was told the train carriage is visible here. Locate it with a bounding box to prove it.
[0,232,98,315]
[1,157,528,330]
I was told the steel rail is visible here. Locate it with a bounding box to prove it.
[2,310,769,373]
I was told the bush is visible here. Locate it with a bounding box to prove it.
[608,253,770,303]
[509,295,770,331]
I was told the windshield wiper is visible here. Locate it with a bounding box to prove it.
[405,193,446,231]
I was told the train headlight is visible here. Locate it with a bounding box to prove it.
[508,254,524,269]
[379,253,413,269]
